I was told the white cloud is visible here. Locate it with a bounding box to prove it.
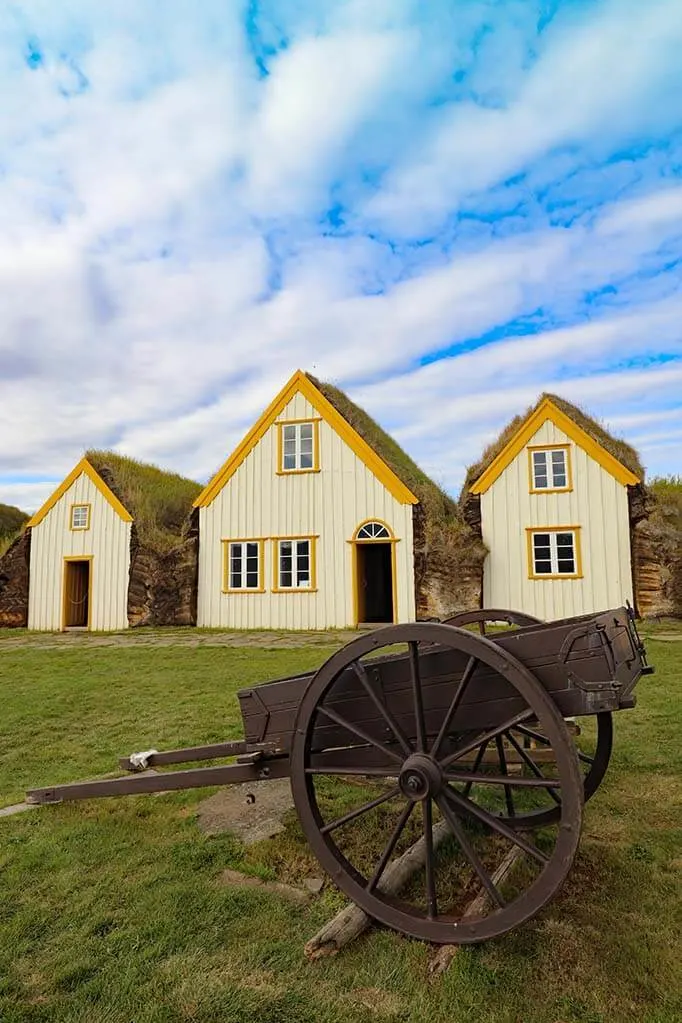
[0,482,55,516]
[363,0,682,235]
[0,0,680,511]
[244,28,418,217]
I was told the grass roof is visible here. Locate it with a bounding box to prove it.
[461,391,645,500]
[305,372,460,524]
[85,450,202,551]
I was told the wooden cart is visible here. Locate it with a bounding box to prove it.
[26,603,653,945]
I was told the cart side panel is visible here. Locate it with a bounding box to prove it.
[237,608,644,755]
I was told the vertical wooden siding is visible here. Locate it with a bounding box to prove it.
[28,472,131,631]
[481,420,633,619]
[198,392,415,629]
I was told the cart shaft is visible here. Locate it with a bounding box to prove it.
[26,755,290,805]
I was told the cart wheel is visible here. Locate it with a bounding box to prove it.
[442,608,542,635]
[479,711,613,828]
[290,623,583,945]
[441,612,612,826]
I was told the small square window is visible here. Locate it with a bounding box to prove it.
[70,505,90,530]
[278,421,319,473]
[529,529,580,578]
[529,447,570,491]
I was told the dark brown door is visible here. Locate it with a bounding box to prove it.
[64,561,90,628]
[357,544,393,624]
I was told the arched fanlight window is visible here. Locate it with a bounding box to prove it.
[355,521,391,540]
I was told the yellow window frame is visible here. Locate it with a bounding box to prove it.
[526,525,583,580]
[222,538,266,593]
[527,444,573,494]
[69,503,91,531]
[272,535,318,593]
[276,418,321,475]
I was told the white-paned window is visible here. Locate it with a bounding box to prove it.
[279,421,317,472]
[530,529,579,577]
[356,521,391,540]
[70,504,90,530]
[225,541,262,591]
[276,538,314,589]
[530,447,569,491]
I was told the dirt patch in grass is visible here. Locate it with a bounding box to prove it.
[346,987,406,1017]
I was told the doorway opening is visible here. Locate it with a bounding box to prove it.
[352,521,396,625]
[63,559,91,629]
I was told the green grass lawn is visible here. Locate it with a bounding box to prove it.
[0,626,680,1023]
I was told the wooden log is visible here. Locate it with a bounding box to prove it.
[304,819,451,960]
[427,845,524,978]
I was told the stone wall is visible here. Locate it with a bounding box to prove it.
[414,501,486,620]
[0,530,31,627]
[127,515,199,627]
[632,489,682,620]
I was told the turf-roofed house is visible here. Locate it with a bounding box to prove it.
[0,453,201,631]
[460,394,648,620]
[194,369,484,630]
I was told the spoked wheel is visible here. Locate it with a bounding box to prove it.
[291,623,583,945]
[443,612,613,827]
[481,711,613,827]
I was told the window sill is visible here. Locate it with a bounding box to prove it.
[271,587,318,594]
[527,491,576,499]
[222,588,266,594]
[276,468,321,476]
[528,574,584,581]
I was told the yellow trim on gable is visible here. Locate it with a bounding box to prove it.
[469,398,640,495]
[193,370,419,508]
[27,458,133,528]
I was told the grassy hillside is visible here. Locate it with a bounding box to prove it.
[85,450,202,551]
[0,502,29,557]
[0,502,28,540]
[648,475,682,529]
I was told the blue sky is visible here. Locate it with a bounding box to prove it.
[1,0,681,512]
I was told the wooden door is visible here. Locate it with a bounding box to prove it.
[63,560,90,628]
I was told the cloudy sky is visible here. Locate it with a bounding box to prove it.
[1,0,681,513]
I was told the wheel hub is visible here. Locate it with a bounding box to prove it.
[399,753,443,801]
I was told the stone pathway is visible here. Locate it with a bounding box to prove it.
[0,628,362,652]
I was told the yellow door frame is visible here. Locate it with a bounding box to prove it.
[62,556,94,630]
[347,519,400,627]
